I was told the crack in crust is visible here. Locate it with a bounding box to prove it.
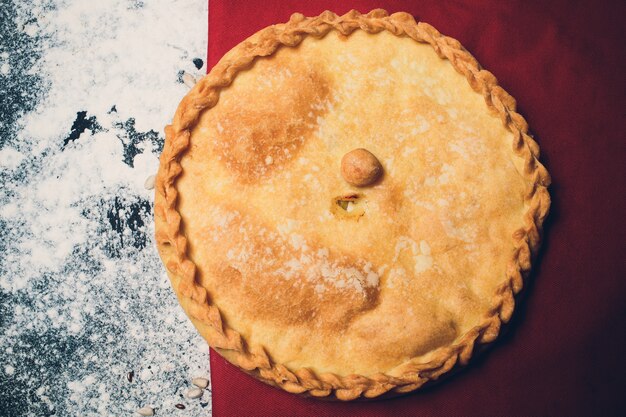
[155,9,551,400]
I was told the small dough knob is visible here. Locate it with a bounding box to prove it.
[341,148,383,187]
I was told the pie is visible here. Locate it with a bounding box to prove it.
[154,9,551,400]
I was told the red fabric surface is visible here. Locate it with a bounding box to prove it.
[207,1,626,416]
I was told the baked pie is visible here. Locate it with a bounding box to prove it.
[155,9,551,400]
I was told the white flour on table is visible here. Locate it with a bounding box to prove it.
[0,0,210,415]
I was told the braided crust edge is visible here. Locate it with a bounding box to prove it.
[154,9,551,400]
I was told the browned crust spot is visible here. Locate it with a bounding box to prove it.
[197,207,380,330]
[210,57,332,183]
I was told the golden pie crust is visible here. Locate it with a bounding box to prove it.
[155,10,551,400]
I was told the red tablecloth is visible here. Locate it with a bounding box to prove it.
[207,1,626,416]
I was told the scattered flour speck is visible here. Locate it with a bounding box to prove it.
[4,365,15,376]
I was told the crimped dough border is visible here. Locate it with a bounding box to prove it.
[154,9,551,400]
